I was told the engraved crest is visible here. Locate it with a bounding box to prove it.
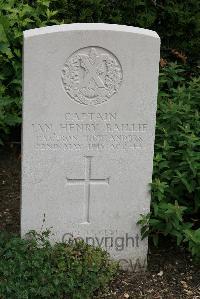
[61,46,123,105]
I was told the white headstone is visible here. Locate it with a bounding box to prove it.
[22,23,160,271]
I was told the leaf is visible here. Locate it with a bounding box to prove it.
[153,234,159,246]
[0,23,8,43]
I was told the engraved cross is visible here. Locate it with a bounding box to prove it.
[66,156,110,223]
[79,48,105,88]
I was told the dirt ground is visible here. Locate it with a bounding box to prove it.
[0,145,200,299]
[0,144,20,233]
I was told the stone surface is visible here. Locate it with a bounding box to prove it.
[21,23,160,271]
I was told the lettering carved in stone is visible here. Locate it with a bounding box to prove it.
[61,47,123,105]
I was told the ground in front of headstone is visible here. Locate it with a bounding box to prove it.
[95,244,200,299]
[0,145,199,299]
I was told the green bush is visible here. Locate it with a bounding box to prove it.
[0,0,59,143]
[0,230,117,299]
[138,63,200,260]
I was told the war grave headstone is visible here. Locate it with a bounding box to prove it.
[21,23,160,271]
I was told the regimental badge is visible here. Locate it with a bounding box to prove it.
[61,46,123,105]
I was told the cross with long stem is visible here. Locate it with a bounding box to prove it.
[66,156,110,223]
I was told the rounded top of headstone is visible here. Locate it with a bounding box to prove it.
[23,23,160,39]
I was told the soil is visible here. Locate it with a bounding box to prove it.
[0,144,20,233]
[0,145,200,299]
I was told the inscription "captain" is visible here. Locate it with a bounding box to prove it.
[65,112,117,122]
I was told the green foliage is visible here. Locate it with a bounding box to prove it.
[0,230,117,299]
[184,228,200,259]
[0,0,59,143]
[138,63,200,259]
